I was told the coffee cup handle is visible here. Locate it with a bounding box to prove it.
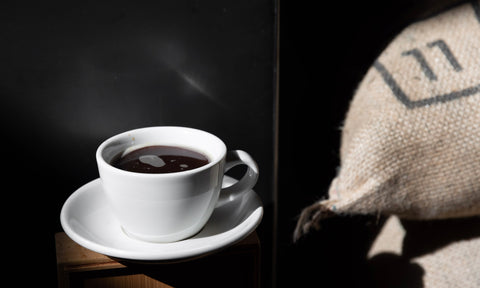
[216,150,259,207]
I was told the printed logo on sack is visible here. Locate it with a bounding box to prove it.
[374,1,480,109]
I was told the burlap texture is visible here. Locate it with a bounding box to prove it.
[368,216,480,287]
[295,1,480,240]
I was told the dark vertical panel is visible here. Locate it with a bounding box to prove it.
[0,1,275,286]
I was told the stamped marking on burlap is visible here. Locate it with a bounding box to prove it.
[401,48,438,81]
[374,1,480,109]
[427,40,463,72]
[374,60,480,109]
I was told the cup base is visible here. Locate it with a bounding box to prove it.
[121,225,202,243]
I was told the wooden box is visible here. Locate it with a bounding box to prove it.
[56,232,260,288]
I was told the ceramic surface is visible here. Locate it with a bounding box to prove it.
[60,176,263,261]
[96,126,259,242]
[96,126,258,242]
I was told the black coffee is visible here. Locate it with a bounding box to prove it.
[111,145,209,174]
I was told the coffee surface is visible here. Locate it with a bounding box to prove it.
[111,145,209,173]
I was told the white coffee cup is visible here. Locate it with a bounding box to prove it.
[96,126,259,242]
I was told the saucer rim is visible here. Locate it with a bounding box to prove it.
[60,177,263,261]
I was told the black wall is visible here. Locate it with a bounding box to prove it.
[1,1,276,286]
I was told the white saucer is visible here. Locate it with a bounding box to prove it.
[60,176,263,262]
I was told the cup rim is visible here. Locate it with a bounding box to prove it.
[96,126,227,178]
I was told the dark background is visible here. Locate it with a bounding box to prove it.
[1,0,466,287]
[278,0,466,287]
[1,1,276,286]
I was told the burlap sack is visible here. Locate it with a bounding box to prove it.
[295,1,480,240]
[368,216,480,287]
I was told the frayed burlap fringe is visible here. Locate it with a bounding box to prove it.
[295,1,480,240]
[293,201,336,242]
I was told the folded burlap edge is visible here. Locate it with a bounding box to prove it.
[293,199,338,242]
[293,177,380,242]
